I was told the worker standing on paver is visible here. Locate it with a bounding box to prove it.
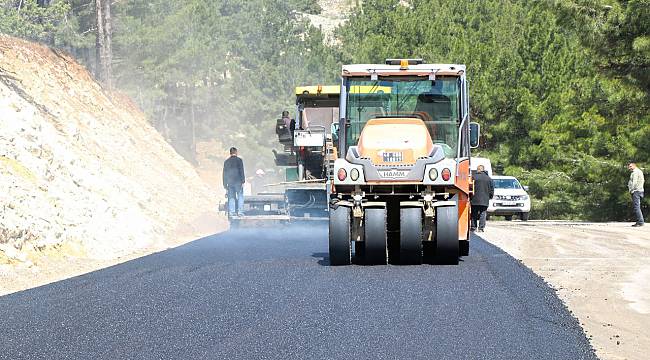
[471,165,494,232]
[628,162,645,227]
[223,147,245,217]
[281,110,292,137]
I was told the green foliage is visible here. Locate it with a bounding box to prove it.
[111,0,337,170]
[0,0,71,45]
[554,0,650,92]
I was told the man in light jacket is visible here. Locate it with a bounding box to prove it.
[628,162,645,227]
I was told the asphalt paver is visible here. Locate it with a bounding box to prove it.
[0,225,596,359]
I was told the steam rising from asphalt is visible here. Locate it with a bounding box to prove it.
[180,222,329,264]
[228,223,327,239]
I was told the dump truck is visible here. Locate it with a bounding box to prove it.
[226,85,340,226]
[328,59,480,265]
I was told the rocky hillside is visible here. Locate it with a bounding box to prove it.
[0,35,220,265]
[303,0,353,44]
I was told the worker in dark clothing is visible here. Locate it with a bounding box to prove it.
[281,110,291,130]
[471,165,494,232]
[223,147,245,216]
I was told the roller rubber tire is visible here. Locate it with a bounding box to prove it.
[354,241,365,263]
[435,200,459,265]
[399,208,423,265]
[329,206,352,266]
[364,208,388,265]
[459,240,469,257]
[521,212,529,221]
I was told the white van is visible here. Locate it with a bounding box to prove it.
[487,176,531,221]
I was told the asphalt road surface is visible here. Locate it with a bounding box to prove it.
[0,224,596,360]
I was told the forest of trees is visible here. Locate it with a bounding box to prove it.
[1,0,648,221]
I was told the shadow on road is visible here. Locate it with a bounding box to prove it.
[311,252,329,266]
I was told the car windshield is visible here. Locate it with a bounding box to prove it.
[494,179,522,189]
[345,77,460,157]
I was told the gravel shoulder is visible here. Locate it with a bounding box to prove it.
[478,221,650,360]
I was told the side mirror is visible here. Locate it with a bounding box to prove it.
[470,122,480,148]
[523,185,530,192]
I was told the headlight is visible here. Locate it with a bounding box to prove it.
[428,168,438,181]
[520,195,529,200]
[350,168,360,181]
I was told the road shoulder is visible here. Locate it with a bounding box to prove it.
[478,221,650,360]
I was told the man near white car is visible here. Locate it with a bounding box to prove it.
[471,165,494,232]
[628,162,645,227]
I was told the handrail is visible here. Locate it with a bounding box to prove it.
[304,125,326,133]
[456,112,469,176]
[338,78,348,158]
[456,76,470,176]
[263,179,327,187]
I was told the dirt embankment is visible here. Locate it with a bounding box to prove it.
[0,35,226,294]
[480,222,650,360]
[302,0,352,44]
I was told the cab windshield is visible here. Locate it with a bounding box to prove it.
[345,77,460,157]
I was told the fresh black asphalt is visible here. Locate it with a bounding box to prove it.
[0,224,596,360]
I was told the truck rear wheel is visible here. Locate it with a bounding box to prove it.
[399,207,423,265]
[329,205,351,266]
[435,201,459,265]
[364,208,388,265]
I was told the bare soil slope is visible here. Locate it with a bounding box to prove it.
[303,0,351,44]
[0,35,224,292]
